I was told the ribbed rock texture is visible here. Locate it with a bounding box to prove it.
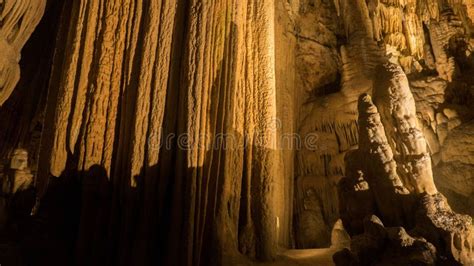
[30,0,290,265]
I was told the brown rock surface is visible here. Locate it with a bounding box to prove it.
[434,121,474,218]
[35,0,289,265]
[0,0,474,265]
[335,63,474,265]
[294,0,474,245]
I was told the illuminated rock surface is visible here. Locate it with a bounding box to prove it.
[0,0,473,265]
[335,64,473,265]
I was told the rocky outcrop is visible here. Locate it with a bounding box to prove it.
[414,193,474,264]
[335,63,474,265]
[333,215,438,266]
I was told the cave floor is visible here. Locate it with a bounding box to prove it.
[229,248,337,266]
[271,248,337,265]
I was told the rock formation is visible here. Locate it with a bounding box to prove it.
[0,0,473,265]
[16,0,290,265]
[1,149,33,195]
[294,0,474,247]
[335,63,474,265]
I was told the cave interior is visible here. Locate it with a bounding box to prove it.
[0,0,473,265]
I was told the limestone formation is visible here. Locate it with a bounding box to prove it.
[435,121,474,218]
[335,63,474,265]
[1,149,33,195]
[0,0,474,265]
[333,215,438,266]
[35,0,286,265]
[0,149,33,224]
[331,219,351,248]
[294,0,474,246]
[373,63,438,195]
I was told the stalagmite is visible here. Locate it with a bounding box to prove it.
[428,9,465,82]
[373,62,438,195]
[335,63,474,265]
[357,94,409,192]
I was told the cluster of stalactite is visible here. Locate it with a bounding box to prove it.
[364,0,472,74]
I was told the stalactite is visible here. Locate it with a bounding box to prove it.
[333,0,341,16]
[297,112,359,181]
[380,0,408,7]
[339,0,374,40]
[446,0,474,35]
[403,11,425,59]
[417,0,440,22]
[385,32,408,52]
[428,9,465,81]
[378,4,404,35]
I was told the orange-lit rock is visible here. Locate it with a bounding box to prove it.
[335,63,473,265]
[0,0,473,265]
